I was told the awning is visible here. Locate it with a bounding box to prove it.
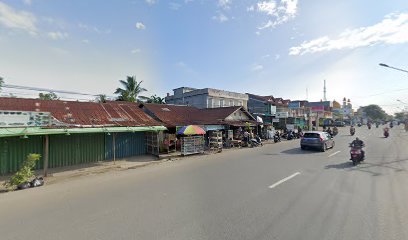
[0,126,167,138]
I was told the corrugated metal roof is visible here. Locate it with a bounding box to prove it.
[141,103,257,127]
[0,97,162,127]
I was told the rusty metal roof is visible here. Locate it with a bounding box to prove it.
[0,97,162,127]
[141,103,257,127]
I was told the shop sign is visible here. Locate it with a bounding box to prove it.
[276,112,289,118]
[288,102,300,109]
[311,106,324,112]
[0,111,51,127]
[270,106,277,114]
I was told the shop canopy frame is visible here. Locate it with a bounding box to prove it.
[0,126,167,138]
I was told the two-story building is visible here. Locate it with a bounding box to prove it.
[165,87,249,109]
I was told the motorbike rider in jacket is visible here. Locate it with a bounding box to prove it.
[350,137,365,159]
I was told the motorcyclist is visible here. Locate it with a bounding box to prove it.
[326,127,332,136]
[350,137,365,159]
[333,126,338,136]
[350,125,355,135]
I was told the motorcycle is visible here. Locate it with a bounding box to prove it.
[350,128,355,136]
[273,134,281,143]
[286,131,294,140]
[384,129,389,138]
[349,144,364,166]
[250,137,262,147]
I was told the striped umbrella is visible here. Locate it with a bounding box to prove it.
[177,125,206,135]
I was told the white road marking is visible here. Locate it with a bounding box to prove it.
[328,151,341,157]
[269,172,301,189]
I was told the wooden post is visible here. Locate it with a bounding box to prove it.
[113,133,116,164]
[43,135,49,177]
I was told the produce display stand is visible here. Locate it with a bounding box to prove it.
[181,135,205,156]
[209,131,223,153]
[146,131,160,156]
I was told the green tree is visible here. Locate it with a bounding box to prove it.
[96,94,108,103]
[361,104,388,120]
[4,154,41,190]
[114,76,147,102]
[39,92,59,100]
[395,111,408,120]
[140,94,165,104]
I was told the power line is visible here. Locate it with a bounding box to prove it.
[2,84,115,98]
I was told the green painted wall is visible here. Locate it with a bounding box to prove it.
[48,133,105,168]
[0,136,44,175]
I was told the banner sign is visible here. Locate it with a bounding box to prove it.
[276,112,289,118]
[311,106,324,112]
[0,111,51,127]
[272,118,280,123]
[288,102,300,109]
[270,106,277,115]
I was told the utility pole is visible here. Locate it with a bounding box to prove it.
[323,80,327,101]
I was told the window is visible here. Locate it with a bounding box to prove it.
[220,99,224,107]
[207,98,213,108]
[230,100,233,106]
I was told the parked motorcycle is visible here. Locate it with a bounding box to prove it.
[349,144,364,166]
[286,131,294,140]
[250,137,262,147]
[273,132,281,143]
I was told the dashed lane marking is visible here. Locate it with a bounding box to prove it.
[269,172,301,189]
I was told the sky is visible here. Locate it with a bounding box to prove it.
[0,0,408,114]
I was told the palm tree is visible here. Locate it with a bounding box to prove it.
[114,76,147,102]
[139,94,165,104]
[96,94,108,103]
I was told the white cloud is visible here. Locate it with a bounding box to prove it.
[169,2,182,10]
[146,0,156,5]
[275,54,280,60]
[78,23,111,34]
[0,2,37,35]
[23,0,32,5]
[255,31,260,35]
[212,13,228,23]
[47,31,68,40]
[131,48,141,54]
[289,12,408,55]
[247,5,255,12]
[256,0,298,29]
[251,64,264,71]
[135,22,146,30]
[257,1,277,15]
[82,39,90,44]
[218,0,232,10]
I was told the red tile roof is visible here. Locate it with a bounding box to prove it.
[0,97,162,127]
[141,104,257,127]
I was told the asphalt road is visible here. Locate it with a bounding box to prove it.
[1,126,408,240]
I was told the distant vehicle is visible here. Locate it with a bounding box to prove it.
[300,131,335,152]
[334,121,345,127]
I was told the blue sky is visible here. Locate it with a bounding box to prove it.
[0,0,408,113]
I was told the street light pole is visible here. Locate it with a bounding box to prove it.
[379,63,408,74]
